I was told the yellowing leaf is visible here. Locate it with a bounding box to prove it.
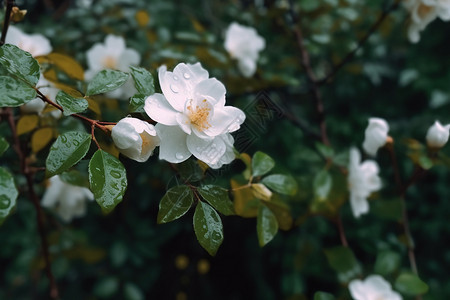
[231,179,259,218]
[86,97,101,117]
[31,127,54,153]
[191,18,205,32]
[40,53,84,81]
[135,10,150,27]
[17,115,39,136]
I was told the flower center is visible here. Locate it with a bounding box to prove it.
[187,99,211,131]
[417,3,434,19]
[103,56,117,69]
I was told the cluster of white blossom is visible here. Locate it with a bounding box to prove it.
[404,0,450,43]
[349,275,402,300]
[348,117,449,218]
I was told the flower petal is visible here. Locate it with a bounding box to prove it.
[118,48,141,72]
[155,124,191,163]
[350,195,369,218]
[176,113,192,135]
[158,65,189,112]
[187,134,226,167]
[173,62,209,91]
[144,93,178,125]
[104,34,126,57]
[194,78,226,106]
[203,106,246,136]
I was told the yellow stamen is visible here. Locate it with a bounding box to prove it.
[103,56,117,69]
[187,99,211,131]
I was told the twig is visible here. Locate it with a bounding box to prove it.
[5,108,60,299]
[318,0,401,85]
[0,0,16,45]
[287,0,330,146]
[336,213,349,247]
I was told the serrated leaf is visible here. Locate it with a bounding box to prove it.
[394,273,429,295]
[129,94,146,113]
[193,201,224,256]
[157,185,193,224]
[0,44,40,86]
[198,185,235,216]
[130,66,155,96]
[0,167,18,225]
[86,70,129,96]
[0,136,9,156]
[31,127,54,153]
[56,91,88,116]
[46,131,91,176]
[0,76,37,107]
[257,204,278,247]
[17,115,39,136]
[313,169,332,201]
[262,174,298,196]
[324,246,362,283]
[314,291,335,300]
[374,250,401,276]
[89,150,127,213]
[252,151,275,177]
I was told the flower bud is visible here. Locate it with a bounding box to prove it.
[251,183,273,201]
[426,121,450,148]
[362,118,389,156]
[111,117,160,162]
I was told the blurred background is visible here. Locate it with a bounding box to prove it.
[2,0,450,299]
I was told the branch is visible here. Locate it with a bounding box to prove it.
[1,0,16,45]
[288,0,330,146]
[318,0,401,85]
[5,107,60,300]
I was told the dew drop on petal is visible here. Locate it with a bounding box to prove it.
[170,84,179,93]
[175,152,184,160]
[183,73,191,79]
[173,75,178,81]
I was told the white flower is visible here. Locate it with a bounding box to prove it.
[5,25,52,57]
[85,34,141,100]
[348,148,381,218]
[349,275,402,300]
[145,62,245,168]
[41,175,94,222]
[426,120,450,148]
[224,22,265,77]
[111,117,160,162]
[362,118,389,156]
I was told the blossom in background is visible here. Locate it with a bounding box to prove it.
[224,22,265,77]
[111,117,160,162]
[145,62,245,168]
[349,275,402,300]
[41,175,94,222]
[5,25,52,57]
[404,0,450,43]
[347,148,381,218]
[426,120,450,148]
[362,117,389,156]
[85,34,141,100]
[22,76,61,118]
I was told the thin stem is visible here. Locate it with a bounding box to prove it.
[336,213,349,247]
[287,0,330,146]
[319,0,401,85]
[5,108,59,299]
[0,0,15,45]
[91,123,101,149]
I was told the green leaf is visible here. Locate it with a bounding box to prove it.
[324,246,362,283]
[252,151,275,177]
[257,204,278,247]
[176,159,204,182]
[197,185,235,216]
[124,282,144,300]
[94,277,119,298]
[0,167,18,225]
[157,185,193,224]
[313,169,332,201]
[130,66,155,96]
[0,136,9,156]
[314,291,336,300]
[86,70,129,96]
[0,44,40,86]
[0,76,37,107]
[315,142,334,159]
[374,250,401,276]
[193,201,224,256]
[262,174,298,196]
[46,131,92,177]
[394,273,429,296]
[56,91,88,116]
[60,169,89,188]
[129,94,146,113]
[89,150,128,213]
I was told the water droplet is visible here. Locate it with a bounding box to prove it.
[73,140,80,146]
[0,196,10,209]
[173,75,178,81]
[183,73,191,79]
[170,84,179,93]
[175,152,184,160]
[61,135,68,143]
[110,170,121,179]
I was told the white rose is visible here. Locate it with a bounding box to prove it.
[5,25,52,57]
[362,117,389,156]
[349,275,402,300]
[426,120,450,148]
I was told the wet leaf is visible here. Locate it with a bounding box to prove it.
[130,66,155,96]
[252,151,275,177]
[0,167,18,225]
[257,204,278,247]
[0,76,36,107]
[56,91,88,116]
[0,44,40,85]
[193,201,224,256]
[198,185,235,216]
[86,70,129,96]
[157,185,193,224]
[262,174,298,196]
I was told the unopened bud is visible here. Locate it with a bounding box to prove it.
[251,183,272,201]
[426,121,450,149]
